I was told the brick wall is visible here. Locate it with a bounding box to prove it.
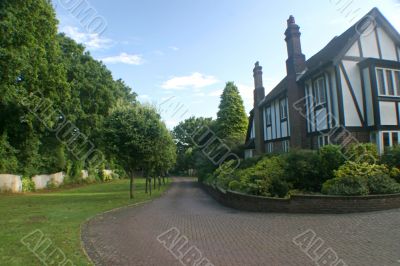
[202,184,400,214]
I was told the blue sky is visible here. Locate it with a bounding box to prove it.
[52,0,400,128]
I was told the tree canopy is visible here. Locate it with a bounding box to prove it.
[216,82,248,145]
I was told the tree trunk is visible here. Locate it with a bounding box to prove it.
[158,176,161,191]
[153,176,156,189]
[149,177,152,196]
[130,172,135,199]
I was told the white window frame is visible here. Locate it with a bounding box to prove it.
[317,134,330,149]
[266,143,273,153]
[376,67,400,97]
[375,131,400,154]
[282,140,289,153]
[250,119,255,139]
[280,99,288,120]
[265,107,272,126]
[313,77,327,106]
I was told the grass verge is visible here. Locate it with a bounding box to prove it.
[0,178,170,265]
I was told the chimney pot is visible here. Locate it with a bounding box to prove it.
[287,15,295,26]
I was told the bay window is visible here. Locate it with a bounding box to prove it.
[376,67,400,97]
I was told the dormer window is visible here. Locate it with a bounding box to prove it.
[376,68,400,97]
[313,77,326,106]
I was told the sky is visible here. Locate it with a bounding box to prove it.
[52,0,400,128]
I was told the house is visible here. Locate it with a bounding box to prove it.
[244,7,400,158]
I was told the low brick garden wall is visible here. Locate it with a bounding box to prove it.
[202,184,400,214]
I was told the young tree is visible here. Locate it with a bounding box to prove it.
[216,82,248,145]
[104,105,176,198]
[172,117,212,173]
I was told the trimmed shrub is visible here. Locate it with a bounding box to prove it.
[318,145,345,180]
[381,146,400,169]
[321,176,369,196]
[368,174,400,194]
[283,150,322,192]
[344,143,379,164]
[268,177,291,198]
[22,178,35,192]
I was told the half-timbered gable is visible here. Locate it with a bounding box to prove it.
[244,7,400,158]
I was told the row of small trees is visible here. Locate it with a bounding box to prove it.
[172,82,248,178]
[0,0,176,195]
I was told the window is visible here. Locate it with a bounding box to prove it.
[282,140,289,152]
[381,131,400,152]
[266,143,273,153]
[313,78,327,105]
[250,119,255,139]
[265,107,272,126]
[376,68,400,97]
[318,135,330,148]
[280,99,288,120]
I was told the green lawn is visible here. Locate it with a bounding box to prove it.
[0,178,170,265]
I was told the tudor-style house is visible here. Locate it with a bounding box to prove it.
[244,8,400,158]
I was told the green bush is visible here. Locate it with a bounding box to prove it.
[345,143,379,164]
[318,145,345,180]
[381,146,400,169]
[267,177,291,198]
[321,175,369,196]
[283,150,322,192]
[367,174,400,194]
[22,178,35,192]
[228,180,241,191]
[322,162,397,196]
[390,167,400,183]
[334,162,389,179]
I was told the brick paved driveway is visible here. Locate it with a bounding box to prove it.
[82,178,400,266]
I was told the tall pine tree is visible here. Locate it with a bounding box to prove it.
[216,82,248,145]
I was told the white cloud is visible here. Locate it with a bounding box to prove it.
[161,72,219,90]
[61,26,113,50]
[138,94,151,102]
[169,46,179,51]
[237,83,254,112]
[208,89,223,97]
[102,53,144,65]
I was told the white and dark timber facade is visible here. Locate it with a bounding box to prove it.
[244,8,400,158]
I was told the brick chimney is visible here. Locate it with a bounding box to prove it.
[253,62,265,155]
[285,15,306,76]
[285,16,307,149]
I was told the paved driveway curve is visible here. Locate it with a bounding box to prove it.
[82,178,400,266]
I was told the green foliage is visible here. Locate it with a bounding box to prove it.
[172,117,213,174]
[367,174,400,195]
[318,145,345,180]
[390,167,400,183]
[216,82,248,144]
[0,133,18,174]
[283,150,323,191]
[334,162,389,179]
[213,156,289,197]
[322,162,397,196]
[345,143,379,164]
[381,145,400,169]
[21,178,35,192]
[321,175,369,196]
[104,105,176,178]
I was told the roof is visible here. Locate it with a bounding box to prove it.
[258,7,400,106]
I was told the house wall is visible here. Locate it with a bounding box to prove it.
[264,97,289,142]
